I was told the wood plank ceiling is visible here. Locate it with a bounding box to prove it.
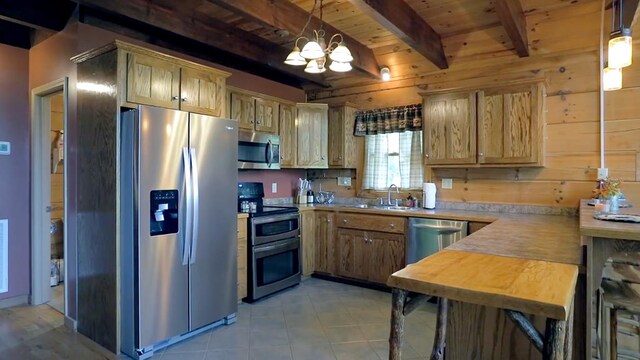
[0,0,619,91]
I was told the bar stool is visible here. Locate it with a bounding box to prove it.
[387,250,578,360]
[599,252,640,360]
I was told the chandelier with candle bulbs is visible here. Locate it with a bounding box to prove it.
[284,0,353,73]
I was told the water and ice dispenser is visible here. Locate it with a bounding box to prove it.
[150,190,179,236]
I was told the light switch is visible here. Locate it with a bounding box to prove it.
[442,178,453,189]
[271,182,278,193]
[0,141,9,155]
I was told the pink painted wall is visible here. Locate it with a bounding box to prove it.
[15,21,306,316]
[0,44,30,301]
[238,169,305,198]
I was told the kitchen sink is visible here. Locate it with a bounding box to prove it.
[371,205,414,211]
[345,204,370,208]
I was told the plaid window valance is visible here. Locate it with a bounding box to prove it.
[354,104,422,136]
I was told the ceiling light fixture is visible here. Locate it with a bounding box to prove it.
[380,66,391,81]
[284,0,353,73]
[608,0,633,68]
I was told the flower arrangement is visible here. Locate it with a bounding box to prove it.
[593,178,623,199]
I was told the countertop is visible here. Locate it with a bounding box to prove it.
[237,213,248,219]
[579,199,640,241]
[293,203,583,266]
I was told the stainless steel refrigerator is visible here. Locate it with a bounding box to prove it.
[120,105,238,359]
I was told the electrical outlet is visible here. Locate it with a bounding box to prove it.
[0,141,10,155]
[442,178,453,189]
[597,168,608,180]
[338,177,352,186]
[271,182,278,193]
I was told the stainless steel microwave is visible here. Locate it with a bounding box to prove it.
[238,131,280,169]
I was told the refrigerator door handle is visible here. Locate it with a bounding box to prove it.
[182,147,192,266]
[189,147,199,264]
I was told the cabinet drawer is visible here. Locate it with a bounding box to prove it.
[336,214,406,234]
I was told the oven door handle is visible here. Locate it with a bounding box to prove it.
[254,239,299,258]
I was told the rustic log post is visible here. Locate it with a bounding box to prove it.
[543,318,566,360]
[389,288,408,360]
[563,299,574,360]
[430,297,448,360]
[505,310,544,352]
[610,308,617,360]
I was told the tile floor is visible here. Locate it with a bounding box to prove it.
[157,277,437,360]
[0,277,437,360]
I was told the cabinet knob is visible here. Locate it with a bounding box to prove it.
[343,219,347,224]
[280,155,284,160]
[321,156,326,160]
[338,156,342,160]
[389,223,395,228]
[425,154,430,158]
[479,152,484,156]
[257,120,262,124]
[250,120,254,124]
[327,219,331,223]
[181,97,188,102]
[172,96,179,101]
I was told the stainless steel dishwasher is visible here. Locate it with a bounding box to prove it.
[406,218,468,264]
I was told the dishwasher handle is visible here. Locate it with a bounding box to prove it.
[410,223,464,235]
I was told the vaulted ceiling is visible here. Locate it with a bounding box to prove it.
[1,0,638,91]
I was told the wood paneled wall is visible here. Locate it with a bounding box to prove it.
[309,4,640,208]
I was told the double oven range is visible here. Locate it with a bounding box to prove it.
[238,182,301,302]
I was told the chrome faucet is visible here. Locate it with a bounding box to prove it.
[387,184,399,206]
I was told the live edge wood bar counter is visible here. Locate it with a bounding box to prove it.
[298,204,585,359]
[382,208,583,360]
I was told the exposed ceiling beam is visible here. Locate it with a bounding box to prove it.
[208,0,381,79]
[0,0,75,31]
[495,0,529,57]
[347,0,448,70]
[0,19,31,49]
[74,0,331,88]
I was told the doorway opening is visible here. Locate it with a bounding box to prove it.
[30,78,68,317]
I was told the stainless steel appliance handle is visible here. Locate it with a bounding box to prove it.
[254,238,299,258]
[182,147,192,266]
[410,224,463,235]
[189,147,199,264]
[266,139,273,168]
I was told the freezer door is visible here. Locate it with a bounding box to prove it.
[138,106,190,348]
[188,113,238,330]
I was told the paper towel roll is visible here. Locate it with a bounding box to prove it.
[423,182,437,209]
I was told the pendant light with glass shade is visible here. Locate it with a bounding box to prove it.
[608,0,633,68]
[603,64,623,91]
[283,0,354,73]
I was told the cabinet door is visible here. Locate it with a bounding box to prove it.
[255,98,279,134]
[423,92,476,165]
[237,218,247,301]
[328,106,345,167]
[478,84,542,165]
[229,92,255,130]
[127,52,180,109]
[314,211,334,274]
[180,67,225,117]
[336,228,368,281]
[296,103,328,168]
[279,103,297,167]
[367,231,405,285]
[300,211,315,276]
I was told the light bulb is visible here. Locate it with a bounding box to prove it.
[380,66,391,81]
[304,59,326,74]
[608,31,633,68]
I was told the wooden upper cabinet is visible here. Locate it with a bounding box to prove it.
[328,104,363,168]
[229,91,255,130]
[125,49,229,116]
[180,66,226,117]
[279,102,297,167]
[296,103,328,168]
[255,98,279,133]
[127,52,180,109]
[478,83,544,165]
[423,92,477,165]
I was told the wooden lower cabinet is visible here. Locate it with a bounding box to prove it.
[300,211,315,276]
[314,211,334,274]
[237,217,247,301]
[336,227,405,285]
